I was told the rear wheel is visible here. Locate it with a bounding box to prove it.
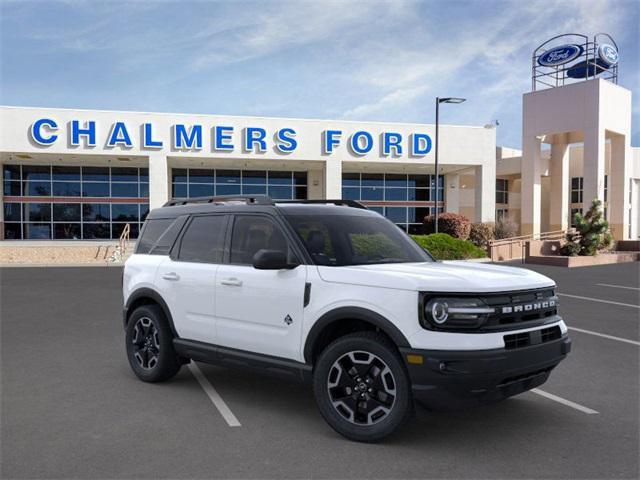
[125,304,181,382]
[313,331,413,442]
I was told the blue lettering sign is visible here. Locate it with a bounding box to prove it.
[30,118,58,145]
[411,133,432,156]
[244,127,267,152]
[143,123,163,148]
[350,131,373,155]
[538,44,583,67]
[383,132,403,156]
[275,128,297,153]
[173,124,203,150]
[214,126,234,151]
[323,130,342,154]
[107,122,133,147]
[71,120,96,147]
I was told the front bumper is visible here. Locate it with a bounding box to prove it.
[400,334,571,410]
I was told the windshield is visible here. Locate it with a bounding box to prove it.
[285,213,433,266]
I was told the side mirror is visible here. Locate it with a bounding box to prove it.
[252,249,298,270]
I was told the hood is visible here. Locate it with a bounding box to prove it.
[316,261,555,293]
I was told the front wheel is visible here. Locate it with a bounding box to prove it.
[125,304,181,382]
[313,332,413,442]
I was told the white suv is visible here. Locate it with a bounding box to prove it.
[123,196,571,442]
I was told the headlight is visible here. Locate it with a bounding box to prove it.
[422,297,495,329]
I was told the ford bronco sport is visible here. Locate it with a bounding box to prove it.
[122,195,571,442]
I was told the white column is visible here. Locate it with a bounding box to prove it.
[307,169,323,200]
[549,137,570,231]
[474,163,495,223]
[148,153,169,210]
[582,126,606,210]
[609,134,631,240]
[445,173,459,214]
[521,135,543,236]
[324,160,342,199]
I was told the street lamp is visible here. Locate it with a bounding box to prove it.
[434,97,466,233]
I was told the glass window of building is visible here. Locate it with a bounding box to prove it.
[171,168,307,201]
[2,164,148,240]
[571,177,583,204]
[496,179,509,204]
[341,172,443,232]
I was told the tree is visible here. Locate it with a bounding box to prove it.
[560,199,613,256]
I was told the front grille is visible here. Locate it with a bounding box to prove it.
[504,326,562,350]
[481,288,558,331]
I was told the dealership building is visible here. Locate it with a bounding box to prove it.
[0,34,638,242]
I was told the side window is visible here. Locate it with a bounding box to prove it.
[177,215,226,263]
[149,215,188,255]
[292,220,335,265]
[230,215,292,265]
[136,218,174,254]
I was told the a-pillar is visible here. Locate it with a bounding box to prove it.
[474,163,495,223]
[549,135,570,232]
[148,153,170,210]
[324,160,342,199]
[582,126,606,211]
[609,133,631,240]
[521,135,543,236]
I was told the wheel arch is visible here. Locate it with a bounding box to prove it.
[304,307,410,364]
[124,288,179,338]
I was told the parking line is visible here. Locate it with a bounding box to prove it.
[596,283,640,291]
[568,326,640,346]
[188,362,241,427]
[531,388,599,414]
[558,293,639,309]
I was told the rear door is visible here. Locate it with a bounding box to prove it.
[156,214,228,344]
[215,214,307,360]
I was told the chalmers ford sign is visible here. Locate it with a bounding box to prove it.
[29,118,434,157]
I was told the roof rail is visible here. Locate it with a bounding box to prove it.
[274,199,368,209]
[163,195,272,207]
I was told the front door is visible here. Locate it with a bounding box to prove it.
[215,214,307,361]
[155,214,228,345]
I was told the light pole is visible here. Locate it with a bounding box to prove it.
[434,96,466,233]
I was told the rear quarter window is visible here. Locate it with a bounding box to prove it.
[136,217,181,254]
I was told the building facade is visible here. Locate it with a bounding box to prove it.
[0,106,497,240]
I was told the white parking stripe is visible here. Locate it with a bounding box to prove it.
[188,362,241,427]
[568,326,640,346]
[531,388,599,414]
[596,283,640,291]
[558,293,639,309]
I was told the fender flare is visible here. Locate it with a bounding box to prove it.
[303,306,410,363]
[124,287,179,338]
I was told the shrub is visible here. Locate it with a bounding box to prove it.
[423,213,471,240]
[494,217,518,239]
[469,222,495,249]
[560,199,613,256]
[411,233,487,260]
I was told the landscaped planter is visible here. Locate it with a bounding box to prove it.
[526,252,639,268]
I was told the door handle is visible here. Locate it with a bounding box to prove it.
[162,272,180,281]
[220,277,243,287]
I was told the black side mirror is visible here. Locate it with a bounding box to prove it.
[252,249,298,270]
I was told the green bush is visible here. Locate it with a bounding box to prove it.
[423,213,471,240]
[560,199,613,256]
[469,222,495,249]
[411,233,487,260]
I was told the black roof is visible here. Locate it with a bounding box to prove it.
[147,195,375,220]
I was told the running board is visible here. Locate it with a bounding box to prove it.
[173,339,312,383]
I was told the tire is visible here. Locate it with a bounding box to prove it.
[125,304,181,382]
[313,331,413,442]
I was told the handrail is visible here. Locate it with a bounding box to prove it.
[490,229,573,246]
[119,223,131,256]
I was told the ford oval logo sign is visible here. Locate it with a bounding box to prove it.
[538,44,583,67]
[598,44,618,67]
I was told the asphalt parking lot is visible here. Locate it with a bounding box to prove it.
[1,262,638,479]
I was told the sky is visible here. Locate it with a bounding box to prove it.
[1,0,638,148]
